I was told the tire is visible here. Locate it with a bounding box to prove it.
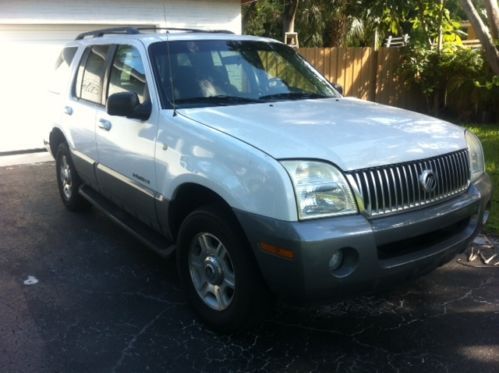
[55,142,90,212]
[177,205,270,333]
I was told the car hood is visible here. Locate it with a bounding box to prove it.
[178,97,466,171]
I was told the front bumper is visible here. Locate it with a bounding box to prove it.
[235,173,492,301]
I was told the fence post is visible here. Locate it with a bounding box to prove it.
[369,48,378,102]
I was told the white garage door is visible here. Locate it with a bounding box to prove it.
[0,24,152,152]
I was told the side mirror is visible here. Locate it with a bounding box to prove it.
[106,92,151,120]
[332,83,343,95]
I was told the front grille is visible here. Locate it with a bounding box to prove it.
[348,149,470,217]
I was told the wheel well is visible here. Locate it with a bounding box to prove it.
[169,183,238,240]
[49,128,66,157]
[169,183,271,294]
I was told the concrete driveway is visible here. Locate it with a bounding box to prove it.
[1,160,498,372]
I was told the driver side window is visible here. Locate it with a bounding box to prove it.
[108,45,149,104]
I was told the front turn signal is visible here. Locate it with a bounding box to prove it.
[259,242,295,260]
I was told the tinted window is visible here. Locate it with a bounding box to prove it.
[78,45,110,104]
[49,47,77,95]
[108,45,148,104]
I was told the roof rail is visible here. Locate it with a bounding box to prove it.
[75,27,139,40]
[137,27,234,34]
[75,26,234,40]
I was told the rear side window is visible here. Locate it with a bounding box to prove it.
[108,45,149,104]
[49,47,77,95]
[76,45,111,104]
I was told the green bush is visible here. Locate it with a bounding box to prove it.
[400,45,499,123]
[467,125,499,234]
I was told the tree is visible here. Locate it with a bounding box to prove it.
[243,0,300,42]
[484,0,499,40]
[243,0,467,49]
[322,0,350,47]
[283,0,300,34]
[297,0,351,47]
[242,0,282,40]
[459,0,499,75]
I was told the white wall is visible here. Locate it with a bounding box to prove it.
[0,0,242,152]
[0,0,242,34]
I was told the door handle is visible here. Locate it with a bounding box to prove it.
[98,119,112,131]
[63,106,73,116]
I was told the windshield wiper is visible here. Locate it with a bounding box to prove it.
[259,92,329,101]
[175,95,261,105]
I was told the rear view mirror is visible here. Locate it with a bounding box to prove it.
[107,92,151,120]
[332,83,343,95]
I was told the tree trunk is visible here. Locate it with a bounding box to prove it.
[437,0,444,53]
[323,0,349,48]
[282,0,300,34]
[484,0,499,40]
[460,0,499,75]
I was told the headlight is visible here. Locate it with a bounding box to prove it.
[281,160,358,220]
[465,131,485,182]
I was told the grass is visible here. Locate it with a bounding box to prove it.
[466,124,499,235]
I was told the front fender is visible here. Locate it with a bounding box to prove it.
[155,111,297,221]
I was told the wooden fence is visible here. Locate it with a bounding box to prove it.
[297,47,425,111]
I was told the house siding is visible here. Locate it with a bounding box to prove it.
[0,0,241,33]
[0,0,241,151]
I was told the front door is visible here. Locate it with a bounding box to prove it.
[95,42,159,230]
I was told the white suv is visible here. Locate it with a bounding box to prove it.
[46,27,492,332]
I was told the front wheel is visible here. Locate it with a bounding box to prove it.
[177,205,269,332]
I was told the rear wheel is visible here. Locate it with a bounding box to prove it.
[177,205,269,332]
[55,142,90,212]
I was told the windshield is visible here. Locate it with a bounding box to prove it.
[149,39,339,108]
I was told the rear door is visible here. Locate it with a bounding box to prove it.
[95,42,160,230]
[66,44,113,188]
[47,45,78,145]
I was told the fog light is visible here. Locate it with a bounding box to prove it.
[328,250,344,272]
[329,247,359,278]
[482,210,490,225]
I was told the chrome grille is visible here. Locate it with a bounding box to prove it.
[348,149,470,217]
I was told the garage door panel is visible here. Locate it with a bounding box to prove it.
[0,24,152,152]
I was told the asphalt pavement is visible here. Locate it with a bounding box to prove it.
[0,160,498,372]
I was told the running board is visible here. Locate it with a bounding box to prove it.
[79,185,175,258]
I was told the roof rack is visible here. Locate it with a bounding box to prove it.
[75,26,234,40]
[75,27,139,40]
